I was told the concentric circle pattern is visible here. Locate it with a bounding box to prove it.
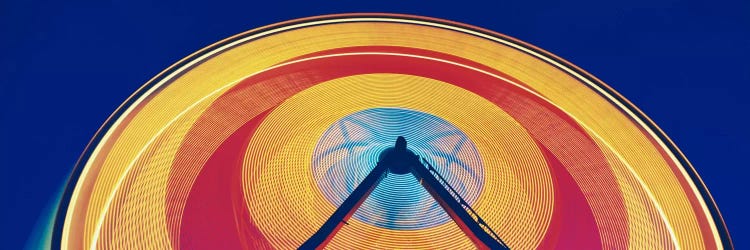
[55,14,730,249]
[312,107,484,230]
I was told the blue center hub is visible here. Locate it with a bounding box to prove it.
[311,107,485,230]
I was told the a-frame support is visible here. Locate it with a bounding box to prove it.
[300,137,509,249]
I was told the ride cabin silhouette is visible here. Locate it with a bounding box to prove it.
[301,136,510,250]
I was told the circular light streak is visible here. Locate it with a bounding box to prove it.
[53,14,731,250]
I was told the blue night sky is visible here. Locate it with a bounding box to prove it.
[1,0,748,248]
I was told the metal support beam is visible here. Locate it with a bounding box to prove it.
[300,163,388,249]
[300,137,509,249]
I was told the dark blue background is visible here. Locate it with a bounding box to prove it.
[2,0,747,248]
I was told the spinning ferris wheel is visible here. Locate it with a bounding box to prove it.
[52,14,731,249]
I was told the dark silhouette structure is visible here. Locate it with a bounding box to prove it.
[301,136,509,249]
